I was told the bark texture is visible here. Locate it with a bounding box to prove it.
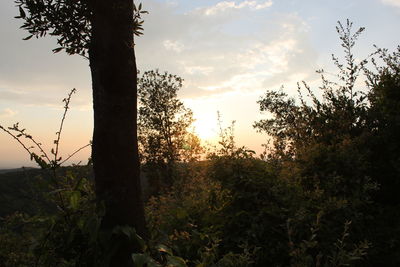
[88,0,146,265]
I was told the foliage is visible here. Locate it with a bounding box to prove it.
[11,1,150,266]
[364,46,400,204]
[254,20,369,156]
[254,20,375,221]
[1,20,399,267]
[138,70,196,164]
[145,117,372,266]
[0,168,49,217]
[0,90,123,266]
[254,20,400,266]
[0,212,36,266]
[0,166,147,266]
[288,219,370,267]
[14,0,148,57]
[361,46,400,265]
[138,70,201,189]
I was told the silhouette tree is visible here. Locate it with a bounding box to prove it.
[138,70,196,188]
[254,21,400,265]
[14,0,147,265]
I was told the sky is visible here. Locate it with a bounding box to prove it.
[0,0,399,168]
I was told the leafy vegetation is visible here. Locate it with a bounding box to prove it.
[13,2,151,265]
[1,20,400,266]
[14,0,147,57]
[138,70,202,193]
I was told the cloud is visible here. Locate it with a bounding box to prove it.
[135,2,317,100]
[163,40,185,53]
[0,0,317,106]
[254,1,274,9]
[0,108,17,118]
[201,0,273,15]
[381,0,400,7]
[0,0,316,104]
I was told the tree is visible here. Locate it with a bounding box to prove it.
[365,46,400,205]
[254,21,368,158]
[253,22,377,213]
[254,20,400,265]
[14,0,147,265]
[138,70,197,188]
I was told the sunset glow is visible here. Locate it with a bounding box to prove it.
[1,0,400,168]
[192,116,218,142]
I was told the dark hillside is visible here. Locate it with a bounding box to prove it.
[0,166,93,218]
[0,167,37,174]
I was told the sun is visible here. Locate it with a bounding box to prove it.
[192,116,218,142]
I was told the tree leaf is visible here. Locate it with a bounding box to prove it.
[69,191,81,210]
[23,35,33,40]
[19,6,26,19]
[166,255,187,267]
[52,47,63,53]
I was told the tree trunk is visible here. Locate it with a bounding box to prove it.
[88,0,146,265]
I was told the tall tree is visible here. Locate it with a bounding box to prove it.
[138,70,196,188]
[254,21,400,265]
[14,0,147,265]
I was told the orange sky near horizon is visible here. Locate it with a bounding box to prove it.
[1,0,400,168]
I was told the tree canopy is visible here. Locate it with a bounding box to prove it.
[14,0,147,57]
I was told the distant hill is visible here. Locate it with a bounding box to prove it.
[0,167,37,174]
[0,167,47,218]
[0,165,153,219]
[0,166,93,218]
